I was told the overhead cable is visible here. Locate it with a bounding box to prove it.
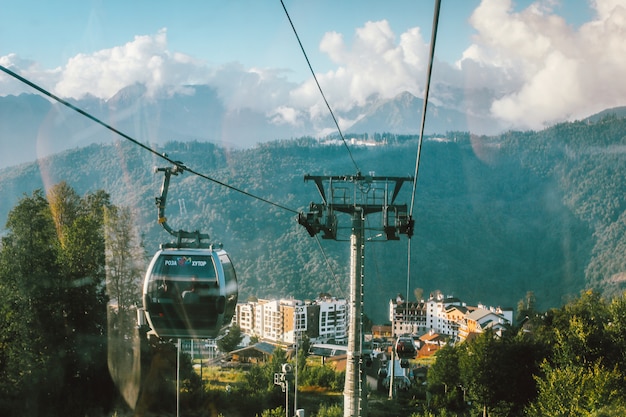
[280,0,360,174]
[406,0,442,304]
[0,64,299,215]
[409,0,441,216]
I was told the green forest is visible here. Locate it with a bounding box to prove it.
[2,182,626,416]
[2,112,626,415]
[0,184,122,416]
[2,115,626,322]
[420,289,626,417]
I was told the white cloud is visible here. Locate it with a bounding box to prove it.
[1,29,300,118]
[288,19,429,126]
[594,0,626,19]
[55,28,210,99]
[48,29,299,115]
[460,0,626,129]
[269,105,301,126]
[3,1,626,135]
[0,54,62,96]
[206,63,296,113]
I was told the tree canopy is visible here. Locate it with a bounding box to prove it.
[0,184,119,416]
[425,289,626,417]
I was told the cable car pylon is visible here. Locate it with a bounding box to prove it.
[298,172,413,417]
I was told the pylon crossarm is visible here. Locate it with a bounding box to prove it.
[299,174,414,241]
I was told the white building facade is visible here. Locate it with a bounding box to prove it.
[316,297,348,344]
[390,293,469,340]
[233,296,348,345]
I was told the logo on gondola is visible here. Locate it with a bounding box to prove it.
[163,257,191,266]
[163,257,207,267]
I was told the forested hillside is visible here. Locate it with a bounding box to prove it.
[1,114,626,323]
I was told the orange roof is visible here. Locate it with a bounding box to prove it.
[420,332,440,342]
[417,343,441,358]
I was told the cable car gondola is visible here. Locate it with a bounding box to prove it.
[140,165,238,339]
[143,247,238,339]
[395,336,416,368]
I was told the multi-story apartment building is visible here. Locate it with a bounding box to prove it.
[444,305,470,339]
[306,303,321,341]
[281,299,307,344]
[457,306,512,341]
[235,302,254,334]
[234,299,282,342]
[316,296,347,344]
[390,300,427,335]
[389,292,513,342]
[389,293,463,338]
[233,296,347,345]
[261,299,282,342]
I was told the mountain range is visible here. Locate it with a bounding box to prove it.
[0,84,506,169]
[1,108,626,324]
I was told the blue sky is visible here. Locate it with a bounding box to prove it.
[0,0,623,133]
[1,1,474,79]
[0,0,592,80]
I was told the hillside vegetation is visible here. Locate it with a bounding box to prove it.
[1,115,626,322]
[2,181,624,415]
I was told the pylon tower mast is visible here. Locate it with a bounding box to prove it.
[298,173,414,417]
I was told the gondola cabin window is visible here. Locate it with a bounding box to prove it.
[147,254,219,304]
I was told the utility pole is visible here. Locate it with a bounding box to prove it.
[388,346,395,400]
[298,173,413,417]
[274,364,294,417]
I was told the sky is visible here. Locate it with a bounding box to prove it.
[1,0,625,132]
